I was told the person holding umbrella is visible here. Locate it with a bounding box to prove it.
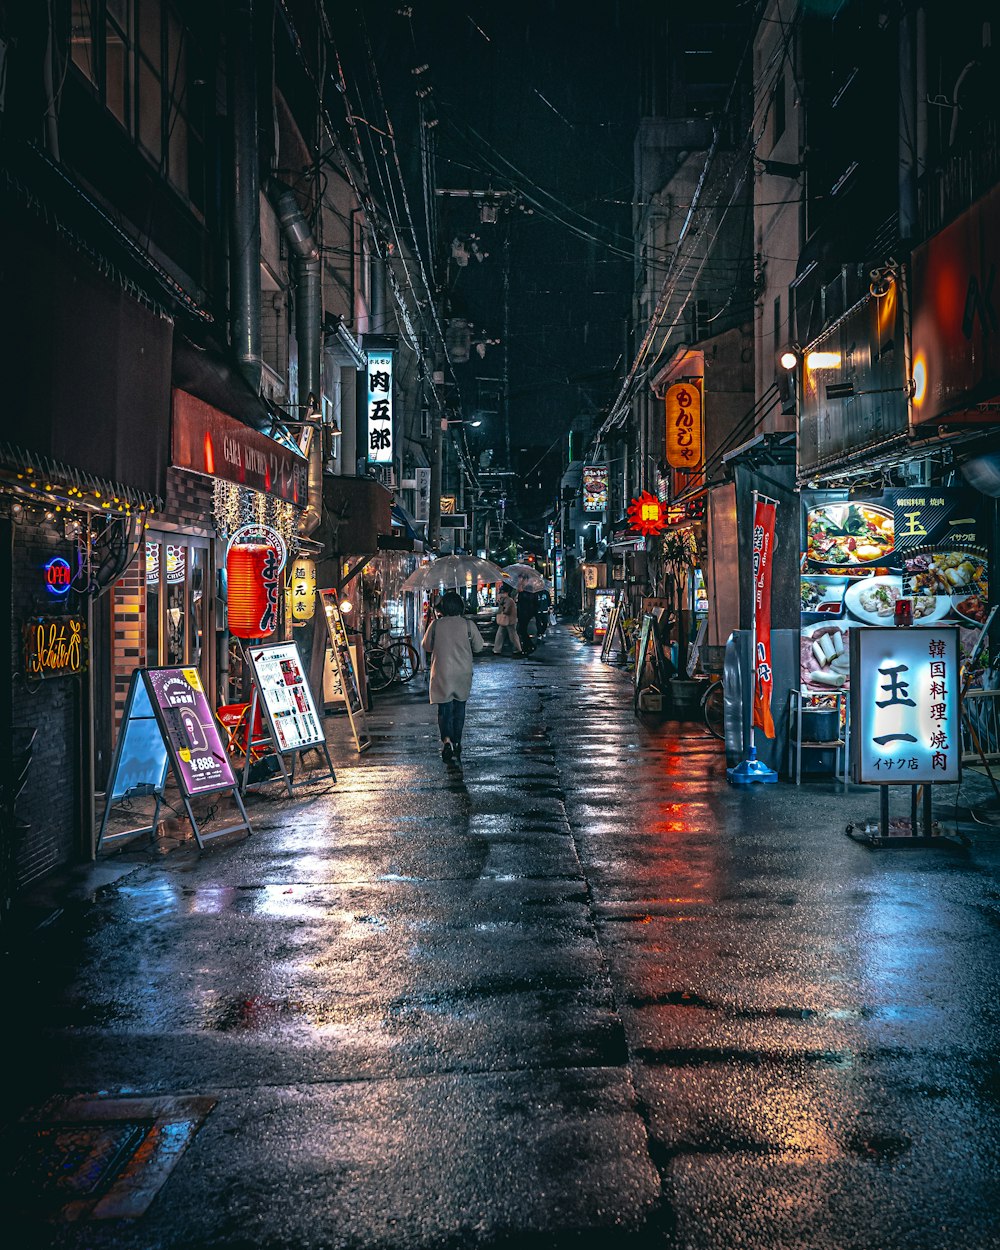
[492,584,523,656]
[421,591,485,763]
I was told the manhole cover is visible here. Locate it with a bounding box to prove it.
[4,1095,215,1221]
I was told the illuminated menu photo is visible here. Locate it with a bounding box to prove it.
[582,466,609,513]
[593,589,617,639]
[850,627,960,785]
[799,486,989,696]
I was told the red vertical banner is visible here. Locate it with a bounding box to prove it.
[751,498,777,738]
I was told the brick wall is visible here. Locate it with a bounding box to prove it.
[10,516,80,887]
[163,468,215,535]
[111,556,144,732]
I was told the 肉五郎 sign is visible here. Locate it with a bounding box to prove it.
[24,616,87,678]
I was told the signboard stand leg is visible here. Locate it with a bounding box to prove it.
[846,782,968,849]
[178,782,253,851]
[239,684,294,797]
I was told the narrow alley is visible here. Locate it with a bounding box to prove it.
[5,626,1000,1249]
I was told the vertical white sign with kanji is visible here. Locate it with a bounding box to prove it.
[366,349,394,466]
[851,626,960,784]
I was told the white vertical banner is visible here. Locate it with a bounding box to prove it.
[366,349,394,466]
[414,467,431,521]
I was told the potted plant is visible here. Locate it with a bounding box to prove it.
[659,529,702,716]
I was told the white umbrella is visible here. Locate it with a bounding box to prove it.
[502,563,549,592]
[400,554,507,592]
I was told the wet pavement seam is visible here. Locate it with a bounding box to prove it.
[537,656,678,1232]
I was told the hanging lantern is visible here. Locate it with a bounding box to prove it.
[226,523,287,639]
[288,557,317,622]
[227,545,273,638]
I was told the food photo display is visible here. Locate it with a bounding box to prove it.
[799,489,991,694]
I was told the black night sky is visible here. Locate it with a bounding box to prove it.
[331,1,638,520]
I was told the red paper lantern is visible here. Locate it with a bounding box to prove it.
[227,544,277,638]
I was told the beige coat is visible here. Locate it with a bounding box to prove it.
[421,616,485,704]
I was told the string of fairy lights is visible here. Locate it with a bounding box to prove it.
[212,480,300,555]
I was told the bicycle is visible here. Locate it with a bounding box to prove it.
[701,678,725,740]
[364,642,399,692]
[568,610,594,643]
[369,622,421,684]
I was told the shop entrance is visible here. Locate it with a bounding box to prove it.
[144,533,212,679]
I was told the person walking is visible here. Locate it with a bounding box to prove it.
[492,585,522,656]
[516,587,538,655]
[421,590,485,762]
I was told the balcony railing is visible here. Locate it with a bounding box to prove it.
[962,689,1000,766]
[919,117,1000,241]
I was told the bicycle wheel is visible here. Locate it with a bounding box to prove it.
[366,647,398,692]
[389,640,420,682]
[702,679,725,740]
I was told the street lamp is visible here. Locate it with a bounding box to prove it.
[442,417,482,428]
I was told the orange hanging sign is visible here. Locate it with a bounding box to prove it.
[665,383,703,470]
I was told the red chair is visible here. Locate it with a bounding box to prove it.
[217,702,270,761]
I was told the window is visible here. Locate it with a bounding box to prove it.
[144,535,211,672]
[67,0,205,213]
[772,72,786,145]
[70,0,97,84]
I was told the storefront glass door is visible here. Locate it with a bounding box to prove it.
[145,534,211,677]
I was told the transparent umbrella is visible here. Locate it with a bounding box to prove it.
[501,563,549,592]
[400,554,507,592]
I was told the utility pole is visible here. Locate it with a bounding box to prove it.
[502,230,511,470]
[430,366,443,550]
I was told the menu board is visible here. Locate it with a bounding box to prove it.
[146,667,237,795]
[593,588,617,639]
[800,487,989,694]
[320,591,370,751]
[582,465,609,512]
[851,626,960,784]
[245,642,324,752]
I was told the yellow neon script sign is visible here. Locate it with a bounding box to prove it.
[24,617,87,679]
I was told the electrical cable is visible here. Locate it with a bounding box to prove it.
[599,4,802,435]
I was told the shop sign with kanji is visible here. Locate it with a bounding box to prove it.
[665,382,703,470]
[851,626,960,784]
[366,349,394,466]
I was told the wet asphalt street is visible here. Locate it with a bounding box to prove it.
[5,624,1000,1249]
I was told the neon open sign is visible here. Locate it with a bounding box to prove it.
[44,557,72,596]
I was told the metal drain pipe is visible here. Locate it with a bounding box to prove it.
[269,180,323,534]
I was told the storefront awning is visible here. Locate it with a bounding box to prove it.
[391,503,423,542]
[0,441,163,513]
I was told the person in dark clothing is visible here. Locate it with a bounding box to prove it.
[516,588,538,655]
[535,590,551,638]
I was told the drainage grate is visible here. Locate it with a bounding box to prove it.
[11,1122,150,1213]
[5,1095,216,1221]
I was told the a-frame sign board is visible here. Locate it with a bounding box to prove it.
[98,667,252,851]
[319,589,371,752]
[239,640,336,796]
[600,590,629,665]
[633,612,673,712]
